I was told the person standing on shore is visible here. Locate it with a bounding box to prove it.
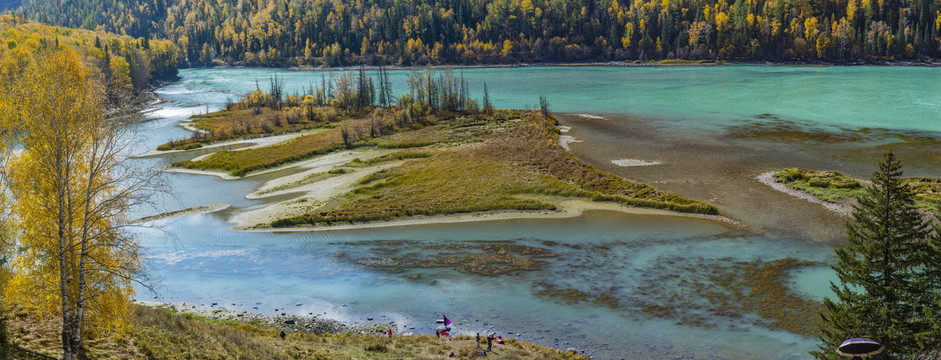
[487,333,493,351]
[476,332,481,348]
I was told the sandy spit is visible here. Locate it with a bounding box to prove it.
[611,159,662,167]
[134,128,325,158]
[133,204,230,223]
[162,147,393,181]
[559,135,582,151]
[242,199,740,233]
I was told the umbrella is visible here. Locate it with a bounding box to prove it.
[837,338,884,358]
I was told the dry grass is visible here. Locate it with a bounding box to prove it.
[172,106,441,176]
[6,305,588,360]
[272,110,716,227]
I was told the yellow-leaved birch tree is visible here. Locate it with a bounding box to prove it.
[0,47,154,360]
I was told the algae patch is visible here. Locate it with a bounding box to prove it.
[339,240,556,276]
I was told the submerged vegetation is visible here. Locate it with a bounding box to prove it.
[632,255,823,336]
[343,240,557,276]
[774,167,941,210]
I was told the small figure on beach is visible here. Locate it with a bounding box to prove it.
[279,329,286,340]
[476,332,481,347]
[487,333,493,351]
[387,329,392,338]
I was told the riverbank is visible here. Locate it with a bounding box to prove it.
[5,303,588,359]
[276,59,941,72]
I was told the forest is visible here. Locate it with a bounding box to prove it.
[0,14,178,105]
[11,0,941,67]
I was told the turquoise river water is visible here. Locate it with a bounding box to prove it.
[129,65,940,359]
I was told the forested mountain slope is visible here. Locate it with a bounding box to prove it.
[14,0,941,66]
[0,14,178,104]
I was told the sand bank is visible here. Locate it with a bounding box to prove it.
[241,198,739,233]
[133,204,230,223]
[611,159,662,167]
[135,127,327,158]
[162,147,394,180]
[559,135,581,151]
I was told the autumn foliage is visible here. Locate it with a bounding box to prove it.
[15,0,941,66]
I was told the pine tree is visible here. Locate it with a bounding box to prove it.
[813,151,940,360]
[482,82,492,114]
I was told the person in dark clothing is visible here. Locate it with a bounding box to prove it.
[279,329,286,340]
[476,332,481,347]
[487,333,493,351]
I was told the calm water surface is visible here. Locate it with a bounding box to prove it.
[132,66,941,359]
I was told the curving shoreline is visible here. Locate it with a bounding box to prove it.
[247,199,740,233]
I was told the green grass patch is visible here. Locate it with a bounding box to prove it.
[774,168,941,210]
[773,168,866,202]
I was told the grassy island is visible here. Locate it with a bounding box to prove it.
[160,71,717,229]
[773,168,941,210]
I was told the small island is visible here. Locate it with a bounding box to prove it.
[155,72,719,230]
[762,167,941,215]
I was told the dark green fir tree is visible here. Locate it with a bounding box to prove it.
[813,151,940,360]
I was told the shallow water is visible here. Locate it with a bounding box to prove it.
[132,65,941,359]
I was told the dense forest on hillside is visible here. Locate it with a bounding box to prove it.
[12,0,941,67]
[0,14,177,104]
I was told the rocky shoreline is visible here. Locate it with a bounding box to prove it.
[134,301,396,336]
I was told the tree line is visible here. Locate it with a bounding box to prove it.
[11,0,941,67]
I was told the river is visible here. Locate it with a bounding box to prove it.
[129,65,941,359]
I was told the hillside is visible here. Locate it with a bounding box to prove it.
[13,0,941,67]
[5,304,588,359]
[0,14,179,105]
